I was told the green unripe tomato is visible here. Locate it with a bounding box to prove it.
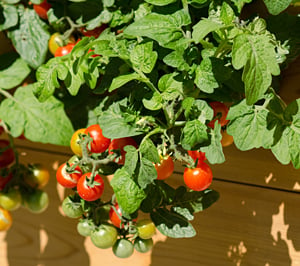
[134,237,153,253]
[90,224,118,249]
[112,239,134,258]
[77,219,94,237]
[61,196,84,218]
[23,189,49,213]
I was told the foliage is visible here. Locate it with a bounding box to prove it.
[0,0,299,256]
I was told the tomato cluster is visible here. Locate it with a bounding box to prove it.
[0,129,50,231]
[56,124,160,257]
[56,120,229,256]
[0,139,50,231]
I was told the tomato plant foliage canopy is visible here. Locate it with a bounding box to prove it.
[0,0,300,240]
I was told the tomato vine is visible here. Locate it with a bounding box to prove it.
[0,0,299,258]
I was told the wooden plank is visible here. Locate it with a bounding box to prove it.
[0,147,299,266]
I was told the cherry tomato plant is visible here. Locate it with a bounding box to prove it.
[0,0,299,258]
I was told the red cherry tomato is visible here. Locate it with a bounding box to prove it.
[183,162,213,191]
[80,24,107,38]
[77,172,104,201]
[154,155,174,180]
[108,137,138,165]
[187,150,207,164]
[0,172,12,191]
[33,0,52,20]
[207,101,229,129]
[109,203,123,228]
[84,124,111,154]
[54,43,75,57]
[56,162,82,188]
[0,140,15,168]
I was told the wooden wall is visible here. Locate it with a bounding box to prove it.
[0,26,300,266]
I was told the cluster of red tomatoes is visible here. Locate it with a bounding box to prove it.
[56,124,157,257]
[32,0,106,57]
[0,124,50,231]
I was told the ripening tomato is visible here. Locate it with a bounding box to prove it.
[85,124,110,154]
[24,164,50,189]
[49,33,76,56]
[188,150,206,162]
[0,172,12,191]
[80,24,107,38]
[0,188,22,211]
[77,172,104,201]
[109,203,123,228]
[56,162,82,188]
[154,155,174,180]
[108,137,138,165]
[0,140,15,168]
[54,43,75,57]
[136,219,156,240]
[33,0,52,20]
[207,101,229,128]
[183,162,213,191]
[70,128,86,156]
[0,207,12,231]
[221,129,234,147]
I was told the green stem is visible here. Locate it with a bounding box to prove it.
[0,88,19,104]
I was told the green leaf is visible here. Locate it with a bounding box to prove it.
[232,33,280,105]
[0,85,74,145]
[0,53,30,90]
[192,19,224,43]
[8,7,50,69]
[124,9,191,50]
[142,91,163,111]
[0,3,18,30]
[34,58,68,102]
[201,123,225,164]
[137,157,157,189]
[231,0,252,12]
[271,126,291,165]
[173,189,220,214]
[183,98,213,122]
[181,120,209,150]
[140,184,163,213]
[144,0,177,5]
[262,0,292,15]
[163,50,190,71]
[151,208,196,238]
[98,100,144,138]
[194,58,219,93]
[110,168,146,214]
[139,138,160,163]
[108,73,140,92]
[130,42,158,74]
[227,99,277,150]
[158,73,184,100]
[283,99,300,168]
[123,145,139,176]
